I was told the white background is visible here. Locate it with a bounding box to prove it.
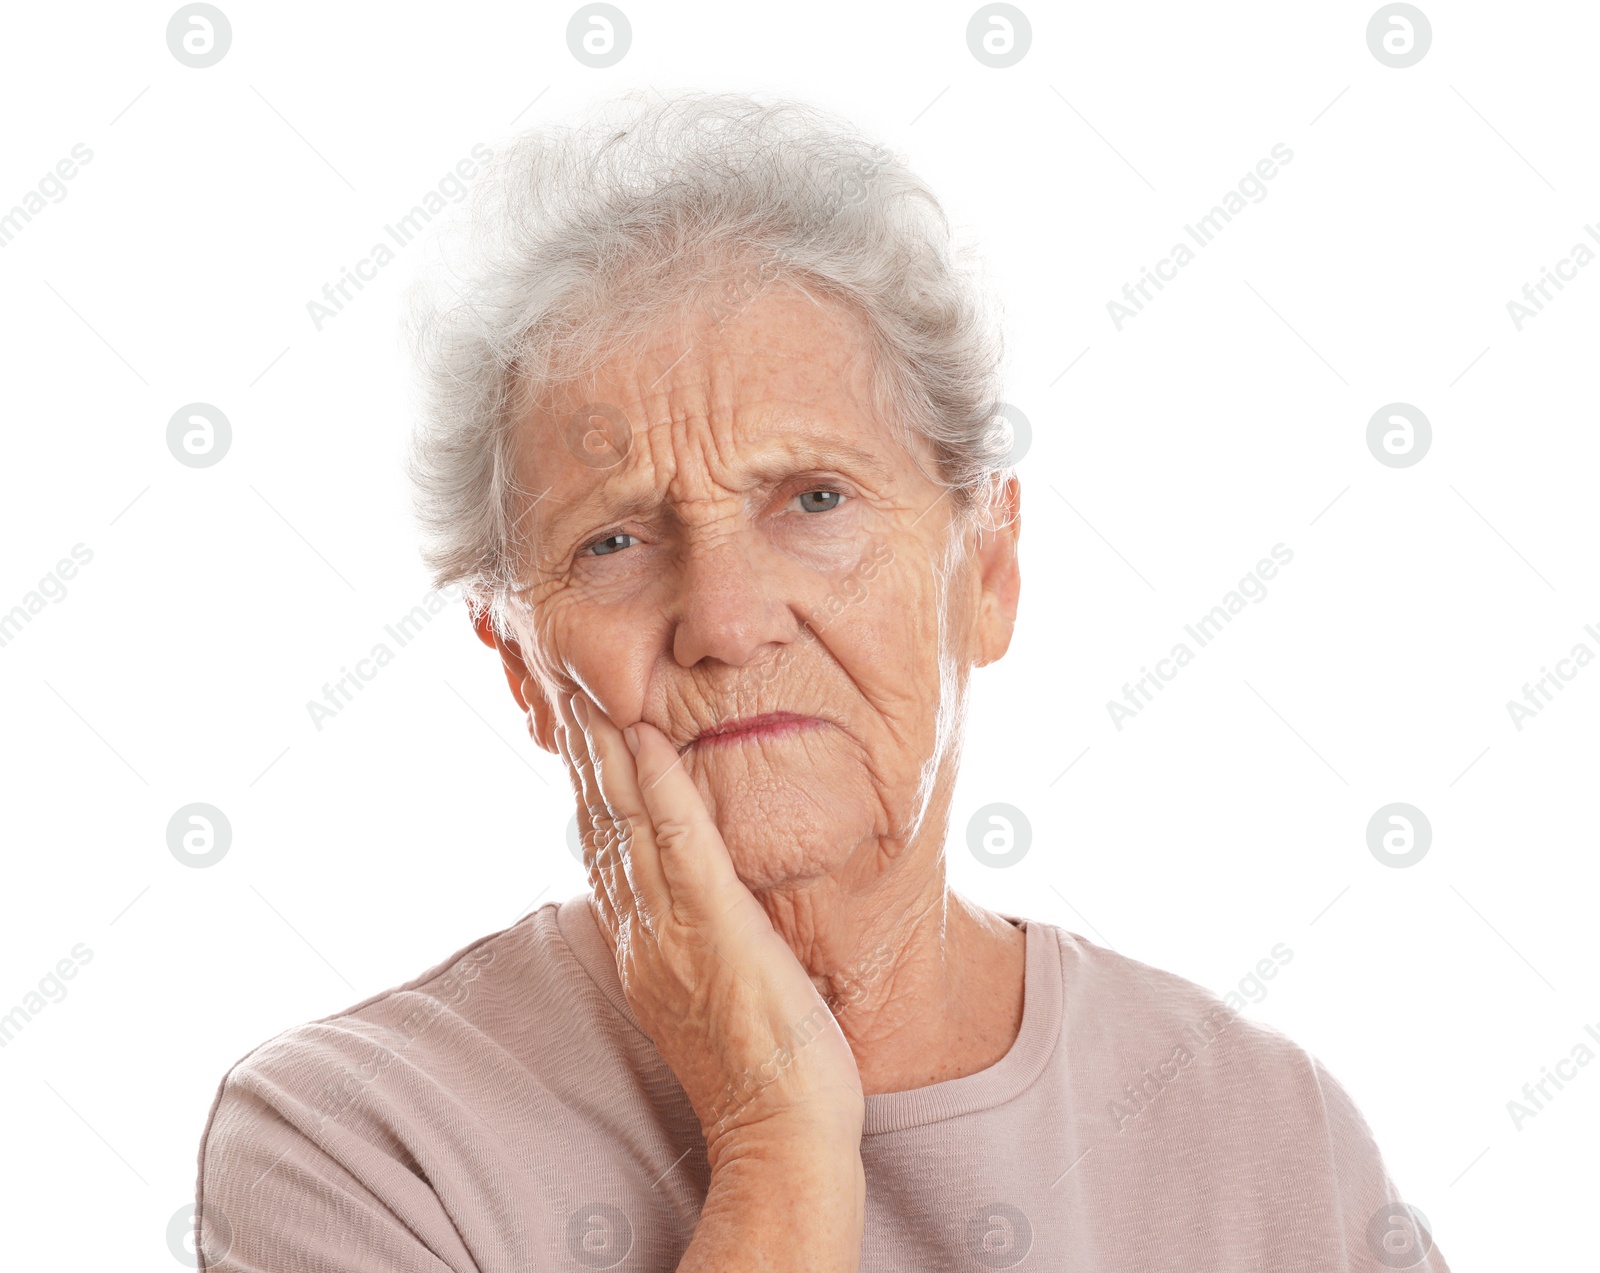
[1,1,1595,1267]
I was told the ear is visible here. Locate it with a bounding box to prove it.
[470,602,560,753]
[972,476,1022,668]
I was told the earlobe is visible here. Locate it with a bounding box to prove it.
[470,601,500,650]
[974,478,1022,667]
[465,601,564,754]
[467,598,544,726]
[495,648,534,716]
[526,690,560,753]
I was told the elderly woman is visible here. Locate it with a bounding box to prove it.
[196,92,1447,1272]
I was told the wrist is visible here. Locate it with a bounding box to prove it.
[705,1100,863,1148]
[689,1142,865,1272]
[705,1111,864,1185]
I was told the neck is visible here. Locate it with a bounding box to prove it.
[755,867,1026,1095]
[584,850,1028,1097]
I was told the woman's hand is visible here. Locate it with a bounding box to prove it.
[555,691,866,1170]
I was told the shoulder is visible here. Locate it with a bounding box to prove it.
[201,893,641,1119]
[204,902,550,1113]
[1024,921,1449,1269]
[1028,921,1354,1142]
[197,907,588,1197]
[193,900,607,1270]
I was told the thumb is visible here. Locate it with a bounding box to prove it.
[627,722,746,916]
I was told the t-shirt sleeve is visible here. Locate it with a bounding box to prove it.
[195,1062,481,1273]
[1308,1053,1451,1272]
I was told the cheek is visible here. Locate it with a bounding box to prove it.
[531,598,666,720]
[818,554,946,703]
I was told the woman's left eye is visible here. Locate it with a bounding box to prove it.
[794,490,844,513]
[585,533,637,556]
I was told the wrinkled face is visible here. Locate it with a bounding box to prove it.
[502,284,1018,893]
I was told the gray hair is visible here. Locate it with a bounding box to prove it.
[401,89,1011,638]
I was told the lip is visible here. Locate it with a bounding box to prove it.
[690,711,824,748]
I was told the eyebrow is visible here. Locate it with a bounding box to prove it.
[737,440,892,486]
[547,439,894,532]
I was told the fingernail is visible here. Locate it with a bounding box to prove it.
[623,725,639,756]
[570,693,589,728]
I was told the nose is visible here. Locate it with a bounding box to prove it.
[670,529,797,669]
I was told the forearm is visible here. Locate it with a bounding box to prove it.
[679,1135,865,1272]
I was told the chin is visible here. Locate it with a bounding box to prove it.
[697,767,870,894]
[682,725,884,890]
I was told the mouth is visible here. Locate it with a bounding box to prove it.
[689,711,825,749]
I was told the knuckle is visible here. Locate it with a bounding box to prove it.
[654,815,694,853]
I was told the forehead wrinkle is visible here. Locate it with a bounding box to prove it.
[538,424,898,552]
[532,293,897,543]
[651,337,747,504]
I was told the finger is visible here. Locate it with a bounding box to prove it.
[627,720,746,916]
[561,695,640,907]
[569,695,665,932]
[555,722,612,910]
[571,693,671,918]
[556,705,637,924]
[580,822,620,943]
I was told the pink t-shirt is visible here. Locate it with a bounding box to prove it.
[195,893,1449,1271]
